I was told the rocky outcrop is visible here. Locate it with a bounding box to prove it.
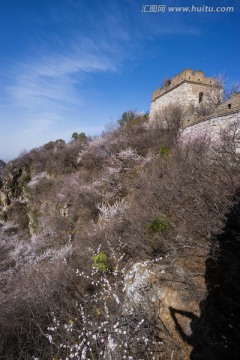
[123,257,205,359]
[0,166,30,210]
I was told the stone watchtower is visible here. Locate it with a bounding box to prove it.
[149,69,223,128]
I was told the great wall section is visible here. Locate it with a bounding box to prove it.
[149,69,240,137]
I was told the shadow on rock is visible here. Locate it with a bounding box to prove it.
[170,199,240,359]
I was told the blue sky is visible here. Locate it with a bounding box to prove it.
[0,0,239,162]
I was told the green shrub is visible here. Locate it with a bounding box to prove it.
[12,183,20,197]
[0,211,7,221]
[147,217,170,235]
[118,111,138,127]
[146,217,171,250]
[160,145,170,157]
[72,132,88,142]
[22,174,31,185]
[92,251,111,272]
[30,209,39,232]
[55,139,65,144]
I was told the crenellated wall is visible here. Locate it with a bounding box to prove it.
[151,69,219,101]
[149,69,223,126]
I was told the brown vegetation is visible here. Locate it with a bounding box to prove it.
[0,108,240,359]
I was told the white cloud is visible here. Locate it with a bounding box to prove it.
[8,42,118,110]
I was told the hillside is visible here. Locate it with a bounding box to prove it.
[0,110,240,360]
[0,160,6,174]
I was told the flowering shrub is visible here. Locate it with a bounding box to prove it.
[44,246,164,360]
[28,172,49,187]
[117,148,142,162]
[96,199,129,230]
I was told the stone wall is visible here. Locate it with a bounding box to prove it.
[148,69,240,135]
[149,69,222,125]
[207,92,240,119]
[150,82,202,114]
[181,111,240,143]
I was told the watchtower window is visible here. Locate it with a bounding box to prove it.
[228,104,231,109]
[199,92,203,103]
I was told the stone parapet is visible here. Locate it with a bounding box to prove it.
[152,69,220,102]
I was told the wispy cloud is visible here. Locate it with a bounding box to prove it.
[0,0,203,161]
[7,42,119,110]
[4,0,201,112]
[0,3,134,161]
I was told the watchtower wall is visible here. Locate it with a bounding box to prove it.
[149,69,222,127]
